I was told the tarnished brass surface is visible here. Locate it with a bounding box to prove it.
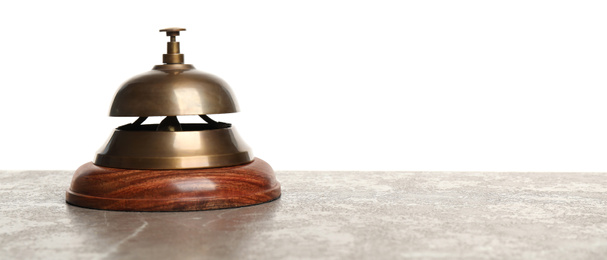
[109,28,239,116]
[95,126,253,169]
[160,27,185,64]
[163,53,184,64]
[96,27,251,169]
[160,27,186,33]
[109,65,239,116]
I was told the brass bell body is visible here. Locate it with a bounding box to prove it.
[95,28,252,170]
[66,28,280,211]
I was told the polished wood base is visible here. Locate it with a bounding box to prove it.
[66,158,280,211]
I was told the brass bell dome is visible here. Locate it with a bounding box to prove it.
[94,28,253,170]
[110,65,239,116]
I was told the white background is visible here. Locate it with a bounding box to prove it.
[1,0,607,171]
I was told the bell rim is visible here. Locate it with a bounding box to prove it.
[94,127,253,169]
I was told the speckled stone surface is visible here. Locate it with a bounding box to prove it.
[0,171,606,259]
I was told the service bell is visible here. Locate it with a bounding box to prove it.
[66,28,281,211]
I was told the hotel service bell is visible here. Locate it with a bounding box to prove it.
[66,28,281,211]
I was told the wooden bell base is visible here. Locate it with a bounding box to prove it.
[66,158,281,211]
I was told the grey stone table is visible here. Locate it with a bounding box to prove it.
[1,170,606,260]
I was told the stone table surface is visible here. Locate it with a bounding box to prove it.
[0,170,606,260]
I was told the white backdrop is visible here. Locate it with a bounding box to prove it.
[1,0,607,171]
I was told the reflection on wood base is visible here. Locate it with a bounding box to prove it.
[66,158,281,211]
